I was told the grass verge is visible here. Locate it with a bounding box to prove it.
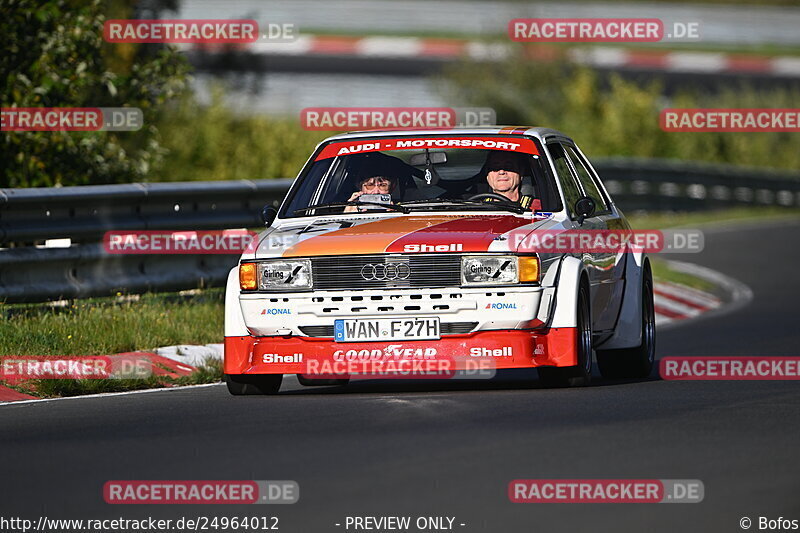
[0,290,225,399]
[650,258,716,292]
[0,290,224,356]
[4,358,224,399]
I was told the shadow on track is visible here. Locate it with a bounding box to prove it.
[276,366,662,396]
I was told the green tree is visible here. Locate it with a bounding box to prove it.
[0,0,189,187]
[442,47,800,170]
[154,88,330,182]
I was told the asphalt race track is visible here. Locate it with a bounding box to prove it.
[1,219,798,533]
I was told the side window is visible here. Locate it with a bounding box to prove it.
[565,146,610,213]
[529,154,563,212]
[547,143,582,215]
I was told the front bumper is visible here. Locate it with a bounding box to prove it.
[224,328,578,376]
[238,285,551,337]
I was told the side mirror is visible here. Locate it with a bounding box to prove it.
[261,205,278,227]
[573,196,596,225]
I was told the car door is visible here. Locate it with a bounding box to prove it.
[563,143,625,332]
[546,141,605,332]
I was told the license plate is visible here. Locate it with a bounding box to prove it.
[334,318,440,342]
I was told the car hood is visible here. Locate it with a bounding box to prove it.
[252,214,562,258]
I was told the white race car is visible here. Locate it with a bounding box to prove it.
[224,127,655,394]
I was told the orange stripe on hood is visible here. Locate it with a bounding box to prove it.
[282,216,458,257]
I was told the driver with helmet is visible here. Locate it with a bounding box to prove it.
[481,150,535,209]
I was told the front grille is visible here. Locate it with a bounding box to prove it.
[299,321,477,338]
[311,254,462,290]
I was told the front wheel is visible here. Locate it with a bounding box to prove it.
[538,282,592,388]
[224,373,283,395]
[596,265,655,379]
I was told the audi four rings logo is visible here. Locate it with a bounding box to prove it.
[360,263,411,281]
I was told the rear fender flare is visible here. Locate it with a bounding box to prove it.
[596,251,648,350]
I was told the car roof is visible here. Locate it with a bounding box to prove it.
[323,126,573,144]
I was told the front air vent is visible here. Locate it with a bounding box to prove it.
[311,254,462,290]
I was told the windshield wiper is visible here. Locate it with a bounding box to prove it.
[294,201,409,215]
[398,198,526,214]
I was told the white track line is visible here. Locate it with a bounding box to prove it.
[655,282,721,308]
[656,260,754,331]
[654,294,703,318]
[0,382,224,407]
[654,313,674,326]
[357,36,422,57]
[154,343,223,367]
[666,52,727,73]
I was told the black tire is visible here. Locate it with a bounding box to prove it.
[297,375,350,387]
[596,264,656,379]
[538,281,593,388]
[224,373,283,395]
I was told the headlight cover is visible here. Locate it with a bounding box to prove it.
[258,259,312,291]
[461,255,518,285]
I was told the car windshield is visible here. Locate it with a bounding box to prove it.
[281,135,563,218]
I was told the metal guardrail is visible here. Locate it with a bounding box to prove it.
[0,244,240,302]
[1,159,798,303]
[0,179,291,303]
[0,179,292,244]
[596,158,800,212]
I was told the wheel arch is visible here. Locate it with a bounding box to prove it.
[548,256,589,329]
[596,251,650,350]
